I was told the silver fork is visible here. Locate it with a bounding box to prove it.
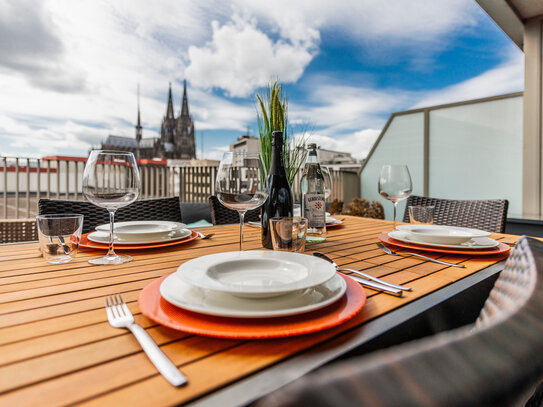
[197,231,215,239]
[376,242,465,268]
[105,294,188,386]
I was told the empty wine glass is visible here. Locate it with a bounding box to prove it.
[83,150,140,265]
[322,166,333,201]
[216,152,268,251]
[378,165,412,230]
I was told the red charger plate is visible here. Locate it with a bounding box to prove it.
[378,232,511,256]
[138,273,366,339]
[326,219,343,228]
[79,230,198,250]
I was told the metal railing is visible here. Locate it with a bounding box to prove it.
[1,156,359,219]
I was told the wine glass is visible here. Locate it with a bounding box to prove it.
[216,152,268,251]
[321,166,333,201]
[83,150,140,265]
[378,165,412,230]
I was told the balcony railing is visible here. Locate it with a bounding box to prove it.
[1,156,359,219]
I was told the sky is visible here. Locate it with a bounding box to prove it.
[0,0,524,161]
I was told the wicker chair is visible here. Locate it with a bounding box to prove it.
[402,195,508,233]
[208,195,261,225]
[0,219,38,243]
[38,197,183,234]
[257,236,543,407]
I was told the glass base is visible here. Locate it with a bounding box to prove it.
[88,254,133,265]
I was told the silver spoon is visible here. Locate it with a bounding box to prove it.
[313,252,411,292]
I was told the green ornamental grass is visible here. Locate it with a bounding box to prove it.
[256,80,308,186]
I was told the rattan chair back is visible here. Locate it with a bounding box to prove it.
[0,219,38,243]
[257,237,543,407]
[402,195,508,233]
[208,195,261,225]
[38,197,182,234]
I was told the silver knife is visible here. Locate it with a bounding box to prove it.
[348,275,403,297]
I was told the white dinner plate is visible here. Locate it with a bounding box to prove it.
[160,272,347,318]
[87,228,192,245]
[389,230,499,249]
[95,221,186,240]
[175,250,336,298]
[396,224,491,245]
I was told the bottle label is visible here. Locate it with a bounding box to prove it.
[304,194,325,228]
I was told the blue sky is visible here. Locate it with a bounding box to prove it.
[0,0,523,160]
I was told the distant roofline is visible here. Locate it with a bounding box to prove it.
[41,155,167,166]
[42,156,87,162]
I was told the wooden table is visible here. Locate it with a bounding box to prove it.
[0,216,515,406]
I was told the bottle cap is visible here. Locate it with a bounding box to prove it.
[307,143,317,150]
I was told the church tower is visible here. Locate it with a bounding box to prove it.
[158,81,196,159]
[175,80,196,159]
[135,85,142,159]
[160,83,177,152]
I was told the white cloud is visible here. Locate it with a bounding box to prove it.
[232,0,480,49]
[0,0,522,162]
[291,82,414,134]
[307,129,381,160]
[185,15,318,97]
[205,144,230,161]
[0,114,103,157]
[413,50,524,108]
[185,0,481,98]
[189,87,255,131]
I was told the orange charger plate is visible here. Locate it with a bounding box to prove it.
[138,273,366,339]
[378,232,511,255]
[79,230,198,250]
[326,219,343,228]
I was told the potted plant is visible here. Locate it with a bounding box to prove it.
[256,81,308,185]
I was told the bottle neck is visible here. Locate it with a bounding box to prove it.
[270,133,286,176]
[306,149,318,164]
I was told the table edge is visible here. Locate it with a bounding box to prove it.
[186,260,505,407]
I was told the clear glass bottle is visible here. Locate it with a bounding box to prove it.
[300,143,326,237]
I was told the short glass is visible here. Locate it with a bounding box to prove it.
[293,204,301,217]
[36,214,84,263]
[408,205,435,224]
[269,217,308,253]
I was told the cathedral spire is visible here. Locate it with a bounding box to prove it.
[135,84,142,158]
[181,79,189,118]
[166,82,175,119]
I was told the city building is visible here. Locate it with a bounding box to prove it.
[100,81,196,160]
[229,134,260,154]
[315,147,361,172]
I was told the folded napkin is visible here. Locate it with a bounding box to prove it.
[185,219,213,229]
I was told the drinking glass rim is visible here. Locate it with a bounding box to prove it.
[270,216,308,222]
[36,214,84,220]
[89,150,136,156]
[222,151,262,156]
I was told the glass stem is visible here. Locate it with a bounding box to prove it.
[107,209,117,258]
[238,210,246,251]
[393,202,398,230]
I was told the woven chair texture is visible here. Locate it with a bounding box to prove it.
[208,195,261,225]
[256,237,543,407]
[38,197,182,234]
[402,195,508,233]
[0,219,37,243]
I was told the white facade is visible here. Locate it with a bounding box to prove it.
[229,135,260,154]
